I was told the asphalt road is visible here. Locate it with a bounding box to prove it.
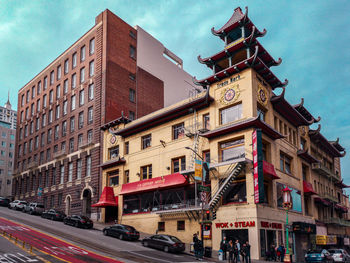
[0,207,210,263]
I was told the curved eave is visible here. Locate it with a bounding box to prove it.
[115,93,213,138]
[297,149,319,164]
[195,46,287,89]
[309,128,345,157]
[255,40,282,67]
[271,89,313,127]
[201,117,284,140]
[329,138,346,153]
[293,98,320,124]
[211,7,247,36]
[335,181,350,188]
[101,116,131,131]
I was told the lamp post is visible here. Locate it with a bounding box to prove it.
[282,186,292,263]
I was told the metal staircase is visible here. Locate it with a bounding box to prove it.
[208,162,245,210]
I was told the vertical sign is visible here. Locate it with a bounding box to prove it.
[194,159,203,181]
[253,129,264,203]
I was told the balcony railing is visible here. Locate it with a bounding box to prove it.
[53,149,67,159]
[322,193,339,203]
[312,163,340,181]
[324,218,350,227]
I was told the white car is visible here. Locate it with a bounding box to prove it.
[9,200,28,210]
[329,249,350,262]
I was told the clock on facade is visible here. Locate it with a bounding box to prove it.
[110,135,117,144]
[257,85,268,106]
[225,88,236,102]
[220,84,240,105]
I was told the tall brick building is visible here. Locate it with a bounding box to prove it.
[12,9,194,218]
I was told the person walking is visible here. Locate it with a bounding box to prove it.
[220,236,228,260]
[193,233,199,260]
[228,240,234,263]
[270,244,277,261]
[235,240,241,262]
[241,244,246,263]
[244,241,251,263]
[277,244,285,262]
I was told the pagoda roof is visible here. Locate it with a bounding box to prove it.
[201,116,284,140]
[293,98,321,123]
[329,138,346,153]
[211,7,266,40]
[198,37,281,70]
[101,114,131,131]
[270,88,318,127]
[309,125,346,157]
[194,45,288,89]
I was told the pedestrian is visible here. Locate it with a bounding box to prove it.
[233,241,239,263]
[235,240,241,262]
[228,240,234,263]
[277,243,285,262]
[244,241,251,263]
[220,236,228,260]
[241,244,246,263]
[270,244,276,261]
[193,233,199,260]
[197,238,204,261]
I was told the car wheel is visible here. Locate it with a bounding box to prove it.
[51,216,54,220]
[29,210,33,215]
[163,246,169,253]
[119,234,123,240]
[103,229,108,236]
[75,222,79,228]
[143,241,148,247]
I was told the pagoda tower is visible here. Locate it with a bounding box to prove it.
[194,7,288,89]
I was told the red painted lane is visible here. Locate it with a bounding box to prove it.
[0,217,123,263]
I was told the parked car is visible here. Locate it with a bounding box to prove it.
[329,249,350,262]
[9,200,28,210]
[41,209,66,221]
[142,234,185,253]
[103,224,140,241]
[63,215,93,229]
[0,197,10,207]
[24,203,45,215]
[305,249,334,263]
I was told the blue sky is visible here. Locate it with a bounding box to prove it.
[1,0,350,185]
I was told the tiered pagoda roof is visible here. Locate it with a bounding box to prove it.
[309,125,346,157]
[293,98,321,123]
[194,6,287,89]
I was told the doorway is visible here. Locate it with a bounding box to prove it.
[82,189,92,217]
[65,195,71,216]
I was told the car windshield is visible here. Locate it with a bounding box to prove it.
[124,226,135,231]
[36,204,44,208]
[308,250,323,254]
[168,236,182,243]
[20,201,27,204]
[329,250,342,254]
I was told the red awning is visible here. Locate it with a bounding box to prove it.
[335,204,349,213]
[120,173,188,195]
[314,197,331,207]
[92,186,118,207]
[303,181,317,195]
[263,160,280,180]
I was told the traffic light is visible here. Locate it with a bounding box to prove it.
[205,210,210,220]
[212,209,217,220]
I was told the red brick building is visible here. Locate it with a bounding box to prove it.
[12,9,193,218]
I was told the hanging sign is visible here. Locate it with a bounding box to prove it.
[253,129,264,203]
[194,159,203,181]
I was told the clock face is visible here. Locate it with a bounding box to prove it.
[110,135,116,144]
[225,89,236,102]
[259,89,267,103]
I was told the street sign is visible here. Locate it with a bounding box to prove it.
[200,192,207,202]
[198,185,210,192]
[194,159,203,181]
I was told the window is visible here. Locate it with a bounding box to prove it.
[68,162,73,182]
[141,165,152,180]
[56,105,60,119]
[129,89,136,102]
[71,95,76,111]
[63,100,68,116]
[141,134,151,149]
[71,73,77,89]
[78,133,83,147]
[88,107,93,124]
[257,107,265,121]
[87,129,93,143]
[43,94,47,108]
[60,165,64,184]
[77,159,82,179]
[64,59,69,74]
[108,170,119,187]
[37,99,41,112]
[129,111,135,121]
[69,138,74,153]
[86,156,91,177]
[220,138,245,162]
[50,70,54,85]
[124,170,129,184]
[70,117,75,132]
[125,142,129,155]
[78,111,84,128]
[41,133,45,147]
[30,121,34,134]
[89,60,94,77]
[88,83,94,101]
[42,113,46,127]
[46,148,51,161]
[58,193,62,206]
[129,73,136,81]
[300,138,306,151]
[277,183,302,212]
[56,85,61,99]
[72,52,77,68]
[63,79,68,94]
[129,30,136,39]
[172,156,186,173]
[109,146,119,159]
[35,136,39,149]
[79,90,84,106]
[80,67,85,83]
[54,125,59,140]
[57,65,61,80]
[48,128,52,143]
[220,103,242,124]
[31,103,34,116]
[24,125,28,136]
[203,114,210,130]
[89,38,95,55]
[37,81,41,95]
[280,153,292,174]
[177,221,185,231]
[49,90,53,104]
[62,121,67,137]
[129,45,136,59]
[31,86,35,99]
[172,123,184,140]
[203,150,210,162]
[61,141,66,151]
[21,94,24,107]
[80,46,86,62]
[44,76,48,90]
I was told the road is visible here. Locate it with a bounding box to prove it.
[0,207,211,263]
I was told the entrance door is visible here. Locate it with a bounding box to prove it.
[223,229,248,243]
[82,189,92,217]
[266,230,276,250]
[65,196,71,216]
[105,206,118,223]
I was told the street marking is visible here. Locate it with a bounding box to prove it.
[128,251,175,263]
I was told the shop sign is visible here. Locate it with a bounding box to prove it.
[215,221,255,229]
[316,235,337,245]
[344,238,350,246]
[198,185,210,192]
[216,74,242,88]
[253,129,264,203]
[292,222,316,234]
[261,221,283,229]
[194,159,203,181]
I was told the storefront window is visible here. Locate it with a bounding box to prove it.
[277,183,302,212]
[220,138,245,162]
[260,229,266,257]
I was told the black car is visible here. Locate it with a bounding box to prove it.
[0,197,10,207]
[142,234,185,253]
[41,209,66,221]
[63,215,93,229]
[103,224,140,241]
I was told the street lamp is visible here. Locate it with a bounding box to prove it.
[282,186,292,263]
[185,146,203,161]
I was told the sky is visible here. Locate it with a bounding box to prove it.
[0,0,349,186]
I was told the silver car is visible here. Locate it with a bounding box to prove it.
[9,200,21,210]
[329,249,350,262]
[25,203,45,215]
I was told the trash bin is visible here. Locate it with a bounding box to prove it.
[204,246,212,258]
[218,249,223,261]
